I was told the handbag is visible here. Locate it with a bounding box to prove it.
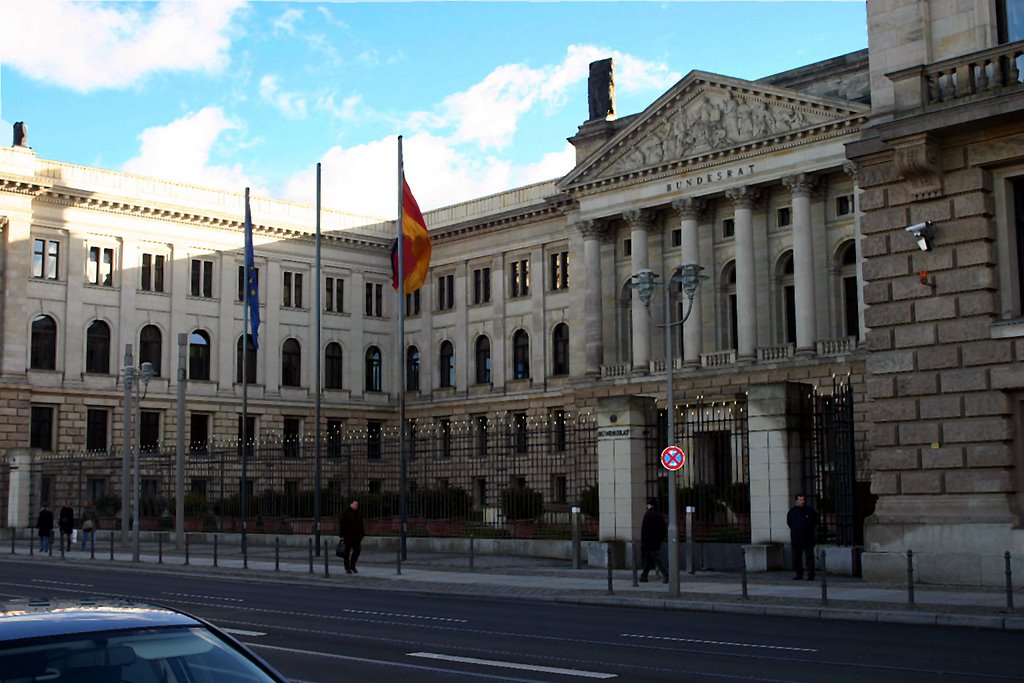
[82,519,95,531]
[335,540,347,558]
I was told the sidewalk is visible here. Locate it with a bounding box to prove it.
[5,535,1023,631]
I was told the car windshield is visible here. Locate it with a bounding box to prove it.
[0,625,279,683]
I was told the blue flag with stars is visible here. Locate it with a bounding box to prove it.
[244,192,260,350]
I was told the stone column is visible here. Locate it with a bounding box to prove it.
[783,174,817,354]
[844,161,867,339]
[624,209,653,371]
[575,220,605,376]
[671,198,706,367]
[1,215,31,378]
[726,187,759,362]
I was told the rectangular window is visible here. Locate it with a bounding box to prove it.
[86,408,108,452]
[364,282,383,317]
[367,421,382,459]
[439,417,452,457]
[553,474,568,505]
[405,289,421,316]
[32,238,60,280]
[472,267,491,304]
[835,194,853,217]
[551,409,567,453]
[623,239,632,257]
[438,274,455,310]
[777,206,792,228]
[30,406,54,451]
[327,419,343,458]
[190,413,210,454]
[190,259,213,297]
[141,253,166,292]
[513,412,528,454]
[671,229,682,247]
[723,218,736,238]
[236,265,259,302]
[509,259,530,298]
[283,417,301,458]
[140,410,160,452]
[474,414,488,455]
[325,276,345,313]
[87,246,114,286]
[282,271,303,308]
[549,251,569,290]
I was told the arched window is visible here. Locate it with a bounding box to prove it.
[236,335,257,384]
[776,252,796,345]
[475,336,491,384]
[512,329,530,380]
[31,315,57,370]
[282,338,302,387]
[721,263,738,352]
[139,325,162,376]
[325,342,343,390]
[365,346,382,392]
[85,320,110,374]
[189,330,211,380]
[552,323,569,376]
[839,241,860,338]
[439,340,455,388]
[406,346,420,391]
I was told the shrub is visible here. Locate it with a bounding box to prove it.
[95,494,121,516]
[501,486,544,521]
[577,483,599,518]
[724,481,750,515]
[678,483,721,522]
[411,487,473,519]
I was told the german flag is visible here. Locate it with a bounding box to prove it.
[391,179,432,293]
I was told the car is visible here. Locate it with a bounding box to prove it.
[0,598,290,682]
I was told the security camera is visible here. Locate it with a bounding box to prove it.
[905,221,935,251]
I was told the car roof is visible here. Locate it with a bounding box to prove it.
[0,599,201,642]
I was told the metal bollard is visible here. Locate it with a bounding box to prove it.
[90,535,95,560]
[906,549,915,606]
[740,546,748,600]
[213,535,218,567]
[820,549,828,604]
[571,507,581,570]
[109,531,114,560]
[1005,551,1014,613]
[469,534,475,571]
[30,533,34,556]
[10,531,14,555]
[606,544,614,595]
[185,534,190,566]
[158,533,163,564]
[275,537,280,571]
[324,540,330,577]
[396,535,402,575]
[60,542,64,560]
[308,538,313,574]
[243,535,248,570]
[631,541,639,588]
[50,535,54,557]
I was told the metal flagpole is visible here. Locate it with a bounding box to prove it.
[397,135,408,561]
[314,163,323,555]
[241,187,250,555]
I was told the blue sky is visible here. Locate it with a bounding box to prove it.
[0,1,867,219]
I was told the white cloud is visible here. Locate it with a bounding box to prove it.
[317,93,363,122]
[259,75,309,120]
[272,8,303,36]
[121,107,262,194]
[0,0,246,93]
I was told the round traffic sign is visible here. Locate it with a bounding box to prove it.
[661,446,686,471]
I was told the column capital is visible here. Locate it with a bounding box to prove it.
[842,161,860,184]
[574,219,606,240]
[623,208,656,231]
[781,173,817,198]
[725,186,760,209]
[671,198,707,221]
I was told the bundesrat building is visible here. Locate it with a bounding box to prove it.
[2,1,1023,586]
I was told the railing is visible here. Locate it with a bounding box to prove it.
[817,337,858,357]
[756,344,794,362]
[701,350,736,368]
[600,363,631,378]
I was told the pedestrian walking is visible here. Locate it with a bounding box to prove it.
[339,499,365,574]
[640,498,669,583]
[58,501,75,552]
[80,502,98,552]
[37,504,54,553]
[787,493,818,580]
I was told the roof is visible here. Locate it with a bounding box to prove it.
[0,599,199,643]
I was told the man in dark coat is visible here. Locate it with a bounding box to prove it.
[787,493,818,580]
[58,502,75,552]
[640,498,668,583]
[36,505,54,553]
[339,500,365,574]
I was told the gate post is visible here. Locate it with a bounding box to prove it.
[7,449,34,529]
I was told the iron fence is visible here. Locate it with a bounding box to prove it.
[24,415,598,540]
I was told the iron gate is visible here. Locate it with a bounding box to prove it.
[804,376,858,546]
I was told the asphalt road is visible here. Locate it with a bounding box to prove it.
[1,561,1021,683]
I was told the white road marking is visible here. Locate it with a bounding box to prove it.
[31,579,93,588]
[621,633,816,652]
[408,652,617,679]
[162,592,244,602]
[222,628,267,637]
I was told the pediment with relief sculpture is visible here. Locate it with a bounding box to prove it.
[559,72,869,192]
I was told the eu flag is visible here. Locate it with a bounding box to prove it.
[244,191,260,349]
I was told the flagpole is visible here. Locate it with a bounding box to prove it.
[397,136,408,561]
[314,162,323,555]
[241,187,250,556]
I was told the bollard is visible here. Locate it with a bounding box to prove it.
[109,531,114,561]
[606,544,614,595]
[243,535,248,570]
[324,540,330,577]
[90,535,95,560]
[571,506,581,570]
[158,533,163,564]
[469,534,475,571]
[185,534,190,566]
[308,538,314,574]
[740,546,748,600]
[50,535,54,557]
[1005,551,1015,613]
[396,535,402,576]
[631,541,639,588]
[60,542,64,560]
[275,537,280,572]
[10,531,14,555]
[906,549,915,606]
[685,506,695,574]
[213,535,218,567]
[30,533,33,556]
[820,549,828,604]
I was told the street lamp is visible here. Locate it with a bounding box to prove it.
[630,262,706,597]
[123,360,155,562]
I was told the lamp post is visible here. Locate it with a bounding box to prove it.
[630,262,705,597]
[123,360,155,562]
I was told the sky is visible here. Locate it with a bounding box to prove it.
[0,1,868,220]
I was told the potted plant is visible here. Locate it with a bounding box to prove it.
[577,483,599,534]
[501,486,543,538]
[416,487,473,536]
